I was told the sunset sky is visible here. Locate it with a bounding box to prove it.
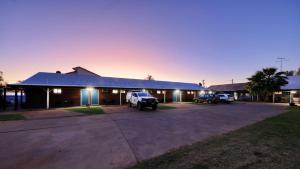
[1,0,299,86]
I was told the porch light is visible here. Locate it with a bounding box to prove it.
[291,91,297,94]
[175,89,180,93]
[208,90,213,94]
[86,87,94,91]
[112,89,119,94]
[142,89,146,92]
[200,90,205,95]
[157,90,161,94]
[53,88,62,94]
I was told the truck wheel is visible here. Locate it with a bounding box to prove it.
[152,105,157,111]
[137,102,143,110]
[208,100,212,104]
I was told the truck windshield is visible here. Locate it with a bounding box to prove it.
[137,92,150,97]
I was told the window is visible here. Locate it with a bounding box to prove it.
[191,91,194,94]
[162,90,166,94]
[137,92,151,97]
[120,90,126,93]
[157,90,161,94]
[187,91,191,94]
[112,89,118,94]
[53,88,62,94]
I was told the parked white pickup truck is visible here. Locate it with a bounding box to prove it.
[126,91,158,110]
[217,94,234,103]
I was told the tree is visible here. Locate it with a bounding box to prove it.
[145,75,155,80]
[0,71,5,87]
[246,68,288,101]
[296,67,300,76]
[286,70,294,76]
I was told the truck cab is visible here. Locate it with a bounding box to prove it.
[126,91,158,110]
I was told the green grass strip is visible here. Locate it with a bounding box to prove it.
[67,106,104,115]
[0,114,26,121]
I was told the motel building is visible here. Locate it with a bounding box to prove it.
[1,67,203,110]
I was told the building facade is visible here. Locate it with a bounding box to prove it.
[7,67,203,109]
[208,83,251,101]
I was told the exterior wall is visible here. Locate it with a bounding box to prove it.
[149,89,173,103]
[100,89,122,105]
[24,87,201,108]
[25,88,46,108]
[181,90,195,102]
[50,88,80,107]
[25,87,81,108]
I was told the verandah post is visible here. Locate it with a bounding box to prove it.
[46,88,49,109]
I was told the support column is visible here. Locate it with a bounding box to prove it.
[163,91,166,103]
[0,88,2,109]
[46,88,49,109]
[20,90,23,108]
[3,88,6,110]
[14,89,18,111]
[119,89,122,106]
[289,91,293,104]
[272,92,275,103]
[179,91,182,102]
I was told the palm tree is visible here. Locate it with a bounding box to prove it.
[246,68,288,101]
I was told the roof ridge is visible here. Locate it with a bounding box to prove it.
[35,72,199,85]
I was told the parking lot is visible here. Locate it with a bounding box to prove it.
[0,102,286,169]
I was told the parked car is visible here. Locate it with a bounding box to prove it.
[126,91,158,110]
[217,94,234,103]
[193,94,219,104]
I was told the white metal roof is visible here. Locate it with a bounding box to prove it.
[281,76,300,90]
[12,72,203,90]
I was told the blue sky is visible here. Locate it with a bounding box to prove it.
[0,0,299,85]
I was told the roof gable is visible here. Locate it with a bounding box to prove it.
[65,67,100,77]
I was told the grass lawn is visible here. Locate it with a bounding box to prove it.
[67,106,104,115]
[158,104,176,110]
[0,114,26,121]
[128,107,300,169]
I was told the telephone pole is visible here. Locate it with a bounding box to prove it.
[276,57,286,71]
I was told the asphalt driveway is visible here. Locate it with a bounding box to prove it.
[0,102,286,169]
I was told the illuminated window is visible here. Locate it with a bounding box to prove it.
[157,90,161,94]
[120,90,126,93]
[53,88,62,94]
[162,90,166,94]
[191,91,194,94]
[112,89,118,94]
[187,91,191,94]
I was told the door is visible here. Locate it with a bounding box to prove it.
[173,91,180,102]
[81,89,89,105]
[91,89,99,105]
[81,89,99,106]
